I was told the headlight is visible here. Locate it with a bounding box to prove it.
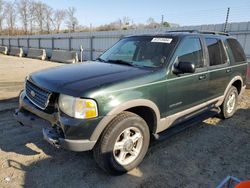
[58,94,98,119]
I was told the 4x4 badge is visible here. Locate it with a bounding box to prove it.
[31,90,36,97]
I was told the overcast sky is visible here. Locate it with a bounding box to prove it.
[42,0,250,26]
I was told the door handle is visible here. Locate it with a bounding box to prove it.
[226,68,232,73]
[198,74,207,80]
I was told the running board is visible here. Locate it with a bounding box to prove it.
[153,107,220,141]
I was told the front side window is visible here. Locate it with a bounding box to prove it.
[99,36,178,68]
[205,38,227,66]
[174,37,204,68]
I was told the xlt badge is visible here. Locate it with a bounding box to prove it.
[169,102,183,108]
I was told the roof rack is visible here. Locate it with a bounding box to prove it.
[168,30,198,33]
[167,30,229,36]
[199,31,229,36]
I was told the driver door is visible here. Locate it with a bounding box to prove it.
[164,36,209,117]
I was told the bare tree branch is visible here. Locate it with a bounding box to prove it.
[33,1,46,33]
[53,9,66,33]
[0,0,5,32]
[4,1,17,35]
[66,7,78,32]
[44,4,54,33]
[18,0,30,34]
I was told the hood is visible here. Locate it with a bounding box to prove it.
[30,61,151,96]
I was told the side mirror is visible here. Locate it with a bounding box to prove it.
[173,61,196,74]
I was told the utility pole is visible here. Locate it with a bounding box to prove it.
[119,19,122,30]
[161,15,164,27]
[90,23,92,33]
[224,7,230,32]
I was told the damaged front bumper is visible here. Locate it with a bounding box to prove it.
[14,91,97,152]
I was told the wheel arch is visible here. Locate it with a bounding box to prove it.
[216,76,244,107]
[90,99,160,141]
[224,76,243,96]
[232,79,242,94]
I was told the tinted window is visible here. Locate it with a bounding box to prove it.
[175,37,203,68]
[227,39,246,63]
[205,38,227,66]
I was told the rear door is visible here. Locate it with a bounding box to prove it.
[204,37,231,100]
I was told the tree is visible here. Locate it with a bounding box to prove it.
[28,0,35,34]
[44,5,53,33]
[53,9,66,33]
[0,0,4,32]
[163,21,170,27]
[122,16,130,29]
[33,1,46,33]
[66,7,78,32]
[147,17,155,25]
[18,0,30,34]
[4,1,16,35]
[146,17,160,28]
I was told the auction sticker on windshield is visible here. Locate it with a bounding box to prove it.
[151,38,172,43]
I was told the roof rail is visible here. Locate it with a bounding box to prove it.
[199,31,230,36]
[168,30,199,33]
[167,30,229,36]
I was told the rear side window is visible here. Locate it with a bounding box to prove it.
[227,38,246,63]
[205,38,227,66]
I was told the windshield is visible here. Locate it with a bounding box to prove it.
[98,36,178,68]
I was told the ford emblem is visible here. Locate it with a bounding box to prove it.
[31,90,36,97]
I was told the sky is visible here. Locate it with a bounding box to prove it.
[41,0,250,27]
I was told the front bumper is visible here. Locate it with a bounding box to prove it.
[15,91,98,152]
[42,127,96,151]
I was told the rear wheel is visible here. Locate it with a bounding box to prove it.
[93,111,150,175]
[220,86,238,119]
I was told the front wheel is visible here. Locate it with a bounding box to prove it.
[93,111,150,175]
[220,86,238,119]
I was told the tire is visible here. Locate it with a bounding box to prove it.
[220,86,238,119]
[93,111,150,175]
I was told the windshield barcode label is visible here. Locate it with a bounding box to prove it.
[151,38,172,43]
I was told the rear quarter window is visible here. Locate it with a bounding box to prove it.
[226,38,246,63]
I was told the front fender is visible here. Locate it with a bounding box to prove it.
[89,99,160,141]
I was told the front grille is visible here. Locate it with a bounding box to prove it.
[25,80,51,109]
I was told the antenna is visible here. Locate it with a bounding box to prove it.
[224,7,230,32]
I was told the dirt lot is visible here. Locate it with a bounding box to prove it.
[0,54,250,188]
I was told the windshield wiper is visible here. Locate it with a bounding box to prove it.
[106,59,134,67]
[96,57,106,62]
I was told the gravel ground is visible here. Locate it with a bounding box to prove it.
[0,54,250,188]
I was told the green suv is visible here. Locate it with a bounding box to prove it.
[15,30,248,174]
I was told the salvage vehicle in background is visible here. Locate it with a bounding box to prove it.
[15,30,248,174]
